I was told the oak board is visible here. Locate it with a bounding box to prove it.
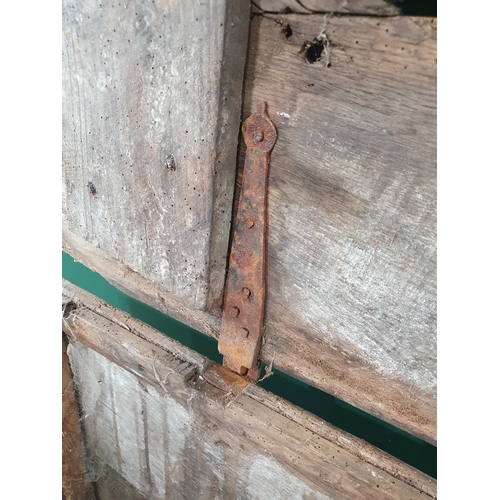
[62,1,437,447]
[236,14,437,444]
[62,280,436,499]
[62,0,249,311]
[62,334,96,500]
[252,0,400,15]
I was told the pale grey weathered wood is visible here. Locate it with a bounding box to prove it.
[62,0,250,311]
[63,228,221,339]
[252,0,400,15]
[237,15,436,444]
[62,281,437,499]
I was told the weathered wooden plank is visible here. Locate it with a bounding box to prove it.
[94,464,146,500]
[62,281,437,499]
[62,335,96,500]
[62,0,250,311]
[252,0,401,15]
[237,15,436,444]
[63,228,221,340]
[63,277,211,371]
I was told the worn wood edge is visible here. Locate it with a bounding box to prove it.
[62,285,207,393]
[62,335,97,500]
[261,340,437,446]
[62,279,209,372]
[64,308,199,394]
[63,228,221,339]
[251,0,401,15]
[243,384,437,498]
[63,281,436,497]
[204,368,436,497]
[207,0,251,309]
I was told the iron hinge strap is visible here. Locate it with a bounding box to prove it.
[217,102,277,381]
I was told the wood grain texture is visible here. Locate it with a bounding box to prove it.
[238,15,437,444]
[63,281,437,499]
[62,0,250,311]
[62,335,96,500]
[63,278,211,372]
[252,0,400,15]
[94,464,146,500]
[63,228,221,340]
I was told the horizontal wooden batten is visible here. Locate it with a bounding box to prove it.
[62,280,436,499]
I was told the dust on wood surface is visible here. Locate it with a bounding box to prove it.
[252,0,400,15]
[62,0,249,311]
[62,335,96,500]
[236,14,436,444]
[62,280,437,499]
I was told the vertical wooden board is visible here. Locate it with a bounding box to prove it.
[68,343,331,499]
[62,0,250,311]
[239,15,436,443]
[62,336,96,500]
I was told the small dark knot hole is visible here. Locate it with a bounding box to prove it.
[88,182,97,196]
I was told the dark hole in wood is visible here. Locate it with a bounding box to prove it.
[281,23,292,39]
[62,300,78,318]
[165,154,176,171]
[301,38,326,64]
[88,181,97,196]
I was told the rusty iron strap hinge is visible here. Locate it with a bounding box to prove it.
[218,102,277,381]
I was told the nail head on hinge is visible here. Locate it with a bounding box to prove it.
[229,306,240,318]
[253,130,264,144]
[245,219,255,229]
[239,328,250,338]
[241,287,251,298]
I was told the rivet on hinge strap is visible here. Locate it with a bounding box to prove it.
[218,101,277,381]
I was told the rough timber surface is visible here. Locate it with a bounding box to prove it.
[252,0,400,15]
[63,229,221,340]
[62,281,437,499]
[238,15,436,444]
[62,0,249,311]
[62,335,96,500]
